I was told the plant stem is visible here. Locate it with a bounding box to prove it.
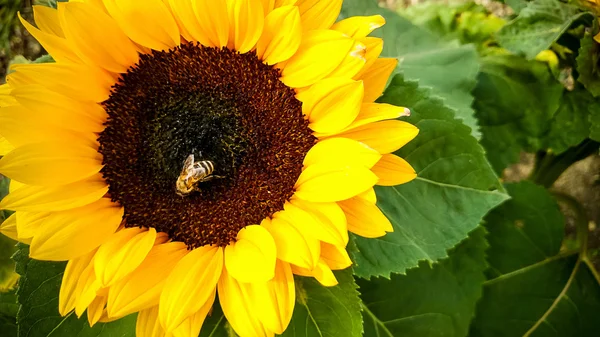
[529,139,600,188]
[552,191,589,254]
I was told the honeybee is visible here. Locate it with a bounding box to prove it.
[176,154,223,196]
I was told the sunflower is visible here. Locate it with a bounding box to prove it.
[0,0,418,336]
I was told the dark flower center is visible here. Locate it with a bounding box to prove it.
[98,43,316,248]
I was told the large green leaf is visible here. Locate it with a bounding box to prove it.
[340,0,481,138]
[350,74,508,278]
[474,55,563,173]
[360,227,487,337]
[13,244,137,337]
[544,89,596,154]
[0,289,18,337]
[281,270,362,337]
[496,0,593,59]
[470,182,600,336]
[576,31,600,97]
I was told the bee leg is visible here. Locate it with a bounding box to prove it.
[199,174,225,182]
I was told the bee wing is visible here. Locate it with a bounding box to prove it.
[181,154,194,171]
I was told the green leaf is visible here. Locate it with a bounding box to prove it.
[281,269,362,337]
[199,303,232,337]
[576,31,600,97]
[473,55,563,173]
[483,182,564,277]
[496,0,593,59]
[505,0,528,14]
[470,182,600,336]
[360,227,488,337]
[13,244,137,337]
[544,89,596,154]
[0,289,18,337]
[350,74,508,278]
[590,99,600,141]
[340,0,481,138]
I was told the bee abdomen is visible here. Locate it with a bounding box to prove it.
[198,160,215,175]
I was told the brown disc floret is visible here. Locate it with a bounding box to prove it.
[98,43,316,248]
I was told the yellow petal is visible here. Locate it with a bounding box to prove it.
[303,137,381,169]
[107,241,188,318]
[136,306,166,337]
[94,227,157,287]
[281,30,355,88]
[331,15,385,38]
[296,0,342,31]
[88,295,107,327]
[228,0,265,53]
[246,260,295,334]
[320,242,352,270]
[353,37,384,79]
[171,291,216,337]
[9,180,24,193]
[326,39,366,79]
[279,201,346,246]
[0,106,97,150]
[7,63,114,102]
[358,57,397,102]
[192,0,229,47]
[18,13,81,64]
[224,225,277,283]
[0,213,18,242]
[0,84,16,107]
[7,90,104,134]
[338,196,393,238]
[256,5,301,65]
[167,0,212,46]
[289,198,348,245]
[0,178,107,212]
[15,211,48,241]
[159,245,223,332]
[75,255,102,316]
[295,163,378,202]
[58,2,139,73]
[59,249,97,316]
[218,268,272,337]
[0,137,14,156]
[275,0,297,6]
[0,141,102,186]
[29,199,123,261]
[298,78,363,133]
[262,217,319,269]
[342,103,410,132]
[357,187,377,204]
[103,0,180,51]
[371,154,417,186]
[291,259,337,286]
[336,120,419,154]
[70,0,107,11]
[161,0,193,41]
[33,5,65,36]
[11,86,106,131]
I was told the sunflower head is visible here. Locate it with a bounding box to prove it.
[0,0,418,336]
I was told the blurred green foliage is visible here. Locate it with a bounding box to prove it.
[0,0,21,56]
